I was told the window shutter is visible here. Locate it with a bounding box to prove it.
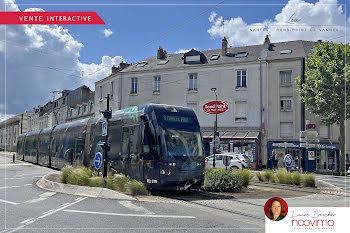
[319,125,329,138]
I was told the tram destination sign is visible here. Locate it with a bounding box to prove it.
[163,115,190,123]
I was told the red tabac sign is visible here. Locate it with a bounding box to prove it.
[203,101,229,115]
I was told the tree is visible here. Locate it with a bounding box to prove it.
[296,41,350,172]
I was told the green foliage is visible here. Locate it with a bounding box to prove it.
[60,166,74,184]
[292,171,301,186]
[89,176,105,187]
[234,169,252,187]
[126,180,149,195]
[275,168,292,184]
[263,169,274,182]
[302,173,316,187]
[66,167,90,186]
[201,168,243,192]
[76,166,96,178]
[256,172,264,181]
[113,174,128,192]
[295,42,350,172]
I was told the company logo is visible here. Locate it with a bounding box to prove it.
[203,101,229,114]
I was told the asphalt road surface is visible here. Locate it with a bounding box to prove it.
[1,152,349,233]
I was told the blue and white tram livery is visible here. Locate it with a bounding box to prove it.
[17,104,205,190]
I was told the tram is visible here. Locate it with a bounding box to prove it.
[17,104,205,190]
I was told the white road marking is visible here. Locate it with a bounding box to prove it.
[24,197,47,204]
[39,192,56,198]
[0,184,32,189]
[0,199,19,205]
[13,173,48,178]
[42,209,55,215]
[5,197,88,233]
[60,202,71,207]
[63,209,196,219]
[75,197,84,201]
[20,218,34,224]
[118,201,155,214]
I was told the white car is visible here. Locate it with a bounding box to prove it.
[225,153,252,169]
[205,154,243,170]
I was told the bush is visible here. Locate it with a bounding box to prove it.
[201,168,243,192]
[126,180,149,195]
[76,166,96,178]
[263,169,274,182]
[89,176,105,187]
[113,174,128,192]
[105,177,117,190]
[292,172,301,186]
[275,168,289,184]
[256,172,263,181]
[235,169,252,187]
[61,166,74,184]
[302,173,316,187]
[67,167,90,186]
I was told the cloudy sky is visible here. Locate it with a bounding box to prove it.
[0,0,349,121]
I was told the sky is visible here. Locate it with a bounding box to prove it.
[0,0,349,121]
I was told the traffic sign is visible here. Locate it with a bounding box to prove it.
[102,122,108,136]
[94,152,102,169]
[284,154,293,168]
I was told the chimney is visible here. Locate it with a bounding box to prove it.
[112,65,118,74]
[118,61,130,70]
[263,35,270,50]
[157,46,166,59]
[222,37,228,56]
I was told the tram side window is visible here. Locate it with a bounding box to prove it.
[143,122,159,160]
[122,127,130,155]
[122,126,139,156]
[109,125,121,160]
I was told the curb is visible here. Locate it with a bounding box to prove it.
[36,172,136,201]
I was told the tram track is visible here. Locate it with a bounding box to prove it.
[158,190,264,221]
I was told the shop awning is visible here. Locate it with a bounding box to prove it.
[202,131,259,139]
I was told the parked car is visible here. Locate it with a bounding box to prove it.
[0,147,3,152]
[228,153,252,168]
[347,167,350,176]
[205,154,243,170]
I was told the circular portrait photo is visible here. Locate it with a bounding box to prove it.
[264,197,288,221]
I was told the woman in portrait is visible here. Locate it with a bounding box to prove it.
[267,198,286,221]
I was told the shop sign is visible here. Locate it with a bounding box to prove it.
[203,101,229,115]
[271,142,299,148]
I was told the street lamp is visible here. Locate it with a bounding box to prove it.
[210,87,218,168]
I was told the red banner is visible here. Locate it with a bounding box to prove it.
[0,12,105,25]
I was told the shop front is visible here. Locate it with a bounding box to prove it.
[267,141,340,173]
[202,131,260,169]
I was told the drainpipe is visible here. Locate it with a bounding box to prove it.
[301,57,306,172]
[119,73,123,110]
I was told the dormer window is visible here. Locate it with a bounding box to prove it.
[136,61,148,67]
[183,49,207,64]
[235,52,248,58]
[210,55,220,60]
[158,60,169,65]
[280,49,292,54]
[185,55,200,62]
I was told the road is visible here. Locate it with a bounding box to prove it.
[315,174,350,194]
[1,152,349,233]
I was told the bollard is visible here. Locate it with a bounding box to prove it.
[12,153,15,163]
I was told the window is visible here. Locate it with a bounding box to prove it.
[280,122,293,138]
[158,60,169,65]
[319,125,329,138]
[83,105,87,113]
[78,107,81,115]
[136,61,147,67]
[188,73,198,91]
[210,55,220,60]
[235,101,247,121]
[280,71,292,86]
[236,70,247,87]
[186,55,200,62]
[100,86,102,100]
[70,109,73,117]
[235,52,248,58]
[280,49,292,54]
[62,98,66,105]
[154,76,161,92]
[90,102,94,112]
[280,98,292,111]
[111,82,114,96]
[131,78,138,94]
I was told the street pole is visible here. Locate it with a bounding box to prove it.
[103,94,111,179]
[211,88,218,168]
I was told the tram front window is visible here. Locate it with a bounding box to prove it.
[164,129,203,157]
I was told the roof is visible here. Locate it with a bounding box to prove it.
[120,40,318,73]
